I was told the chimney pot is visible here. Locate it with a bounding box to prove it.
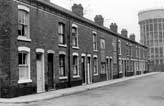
[94,15,104,26]
[110,23,118,33]
[129,34,135,41]
[121,29,128,38]
[72,4,84,17]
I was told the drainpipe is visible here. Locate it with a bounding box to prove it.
[68,19,71,87]
[116,37,119,78]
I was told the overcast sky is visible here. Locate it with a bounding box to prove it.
[51,0,164,42]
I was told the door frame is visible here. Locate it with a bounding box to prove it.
[47,52,55,90]
[109,57,113,80]
[87,54,91,84]
[106,56,109,80]
[36,48,45,93]
[81,53,86,84]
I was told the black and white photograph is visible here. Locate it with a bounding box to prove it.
[0,0,164,106]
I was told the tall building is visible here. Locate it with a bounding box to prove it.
[138,9,164,70]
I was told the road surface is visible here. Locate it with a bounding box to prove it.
[1,72,164,106]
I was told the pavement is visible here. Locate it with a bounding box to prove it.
[0,72,158,104]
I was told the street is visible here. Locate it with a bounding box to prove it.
[2,72,164,106]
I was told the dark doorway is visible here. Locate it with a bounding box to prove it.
[109,58,112,80]
[48,53,54,90]
[81,56,86,84]
[106,58,109,80]
[87,56,91,84]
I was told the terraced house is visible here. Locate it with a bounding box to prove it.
[0,0,148,98]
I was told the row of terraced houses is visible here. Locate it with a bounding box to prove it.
[0,0,148,98]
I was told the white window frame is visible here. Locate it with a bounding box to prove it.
[59,51,67,79]
[93,55,98,76]
[119,58,123,73]
[18,46,32,83]
[72,24,79,49]
[136,46,138,57]
[100,62,106,74]
[92,31,98,51]
[17,5,31,42]
[58,22,66,46]
[100,39,105,49]
[72,53,80,78]
[118,40,121,55]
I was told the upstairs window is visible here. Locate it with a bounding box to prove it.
[93,32,97,51]
[118,40,121,55]
[136,46,138,57]
[126,43,129,56]
[18,5,30,39]
[100,39,105,49]
[58,23,65,44]
[72,25,78,47]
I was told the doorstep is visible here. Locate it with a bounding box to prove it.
[0,72,159,104]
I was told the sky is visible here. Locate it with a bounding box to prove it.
[51,0,164,42]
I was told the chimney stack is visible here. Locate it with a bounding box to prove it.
[129,34,136,41]
[110,23,118,33]
[72,4,83,17]
[94,15,104,26]
[121,29,128,38]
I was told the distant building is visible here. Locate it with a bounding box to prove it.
[138,9,164,71]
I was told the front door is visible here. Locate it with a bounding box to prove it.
[109,59,112,80]
[36,53,45,93]
[87,57,91,84]
[48,53,54,90]
[106,58,109,80]
[81,56,86,84]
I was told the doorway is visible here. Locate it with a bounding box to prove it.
[36,53,45,93]
[81,56,86,84]
[106,58,109,80]
[109,58,112,80]
[47,53,54,90]
[87,56,91,84]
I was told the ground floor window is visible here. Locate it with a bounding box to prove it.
[93,57,98,75]
[73,55,79,76]
[100,63,106,74]
[59,54,66,77]
[18,46,31,83]
[119,59,122,73]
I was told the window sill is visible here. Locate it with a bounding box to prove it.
[59,76,68,80]
[73,75,80,78]
[119,71,123,73]
[58,44,67,48]
[94,73,99,76]
[93,50,98,52]
[17,36,31,42]
[72,46,79,49]
[18,79,32,84]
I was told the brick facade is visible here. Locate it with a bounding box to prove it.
[0,0,148,98]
